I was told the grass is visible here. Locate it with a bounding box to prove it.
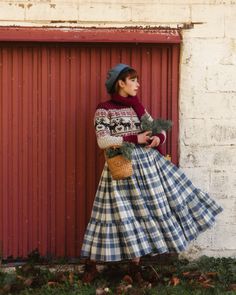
[0,255,236,294]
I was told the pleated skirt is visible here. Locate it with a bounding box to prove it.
[80,146,223,262]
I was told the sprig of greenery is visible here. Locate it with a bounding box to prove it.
[105,115,172,160]
[105,142,135,160]
[141,114,173,135]
[140,114,153,132]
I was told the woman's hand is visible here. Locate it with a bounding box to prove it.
[137,131,152,144]
[146,135,161,148]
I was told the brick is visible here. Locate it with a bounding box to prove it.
[6,0,78,2]
[211,148,236,168]
[215,197,236,224]
[193,229,214,249]
[131,4,190,23]
[180,118,236,152]
[160,0,236,3]
[25,2,78,21]
[180,146,211,168]
[180,64,207,94]
[208,119,236,145]
[219,39,236,65]
[206,65,236,91]
[180,93,236,119]
[191,4,226,22]
[86,0,163,3]
[180,167,210,191]
[183,5,225,38]
[180,118,209,146]
[212,193,235,200]
[181,37,233,66]
[181,118,236,146]
[211,224,236,250]
[209,169,236,195]
[179,244,205,261]
[0,2,25,20]
[191,222,232,254]
[78,3,131,22]
[225,5,236,38]
[180,146,236,168]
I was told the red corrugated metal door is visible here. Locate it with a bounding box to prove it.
[0,42,179,259]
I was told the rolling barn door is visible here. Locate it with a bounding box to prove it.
[0,37,180,259]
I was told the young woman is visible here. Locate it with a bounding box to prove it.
[80,63,223,281]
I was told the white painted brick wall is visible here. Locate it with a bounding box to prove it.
[0,0,236,259]
[25,3,79,21]
[131,4,191,23]
[180,1,236,256]
[78,4,131,22]
[206,65,236,92]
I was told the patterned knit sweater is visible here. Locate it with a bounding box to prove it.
[94,100,166,150]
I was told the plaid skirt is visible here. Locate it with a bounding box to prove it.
[80,146,223,262]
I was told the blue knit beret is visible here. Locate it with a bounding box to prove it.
[105,63,132,93]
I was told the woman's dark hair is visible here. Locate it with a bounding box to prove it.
[111,68,138,94]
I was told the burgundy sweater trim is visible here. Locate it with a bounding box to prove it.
[156,133,165,145]
[96,100,128,110]
[123,134,138,144]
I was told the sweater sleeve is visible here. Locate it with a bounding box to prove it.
[94,108,124,149]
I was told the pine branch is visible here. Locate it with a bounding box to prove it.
[152,118,173,133]
[120,142,135,160]
[105,142,135,160]
[140,114,173,135]
[105,115,172,160]
[105,147,121,159]
[140,114,153,132]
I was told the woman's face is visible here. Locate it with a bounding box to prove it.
[118,76,140,97]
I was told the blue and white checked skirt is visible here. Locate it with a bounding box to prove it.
[81,146,223,262]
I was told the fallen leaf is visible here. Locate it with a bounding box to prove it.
[96,287,106,295]
[202,279,212,284]
[170,276,180,286]
[142,265,160,283]
[77,279,83,287]
[55,272,67,282]
[198,274,209,282]
[2,284,11,292]
[124,284,133,291]
[182,271,190,276]
[24,278,33,286]
[47,281,58,287]
[82,264,99,283]
[229,284,236,291]
[182,271,201,278]
[116,283,132,295]
[122,275,133,284]
[199,282,215,289]
[21,264,34,274]
[69,272,74,285]
[16,275,26,281]
[206,272,218,277]
[115,285,125,295]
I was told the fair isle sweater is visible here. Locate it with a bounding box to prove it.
[94,100,166,151]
